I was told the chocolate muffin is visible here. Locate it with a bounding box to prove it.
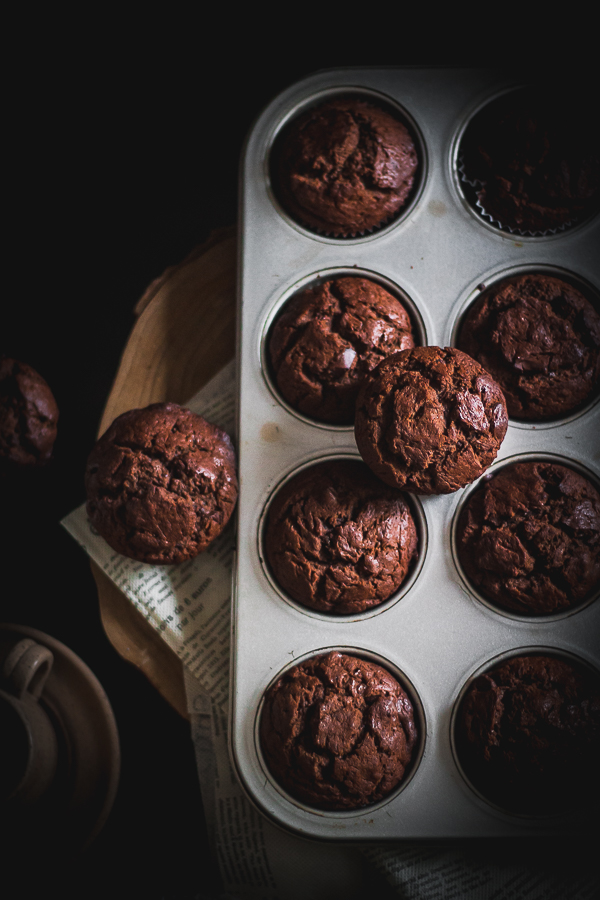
[454,653,600,815]
[456,460,600,616]
[458,273,600,421]
[264,459,418,614]
[269,276,415,424]
[354,346,508,495]
[85,402,238,565]
[0,357,59,470]
[459,86,600,234]
[272,96,419,237]
[260,650,418,810]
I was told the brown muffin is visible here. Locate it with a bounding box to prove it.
[269,276,415,424]
[0,357,59,469]
[458,273,600,421]
[260,650,418,810]
[354,346,508,495]
[272,96,419,237]
[264,459,418,614]
[85,402,238,565]
[455,460,600,616]
[454,653,600,815]
[459,86,600,234]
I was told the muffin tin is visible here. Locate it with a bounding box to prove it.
[231,68,600,839]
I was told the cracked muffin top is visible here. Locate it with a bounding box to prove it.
[456,460,600,616]
[264,458,418,614]
[272,96,419,236]
[269,276,415,424]
[260,650,418,810]
[455,653,600,814]
[354,346,508,495]
[458,273,600,421]
[0,356,59,470]
[85,402,238,564]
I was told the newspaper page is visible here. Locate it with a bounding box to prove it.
[185,673,383,900]
[61,362,236,710]
[63,361,599,900]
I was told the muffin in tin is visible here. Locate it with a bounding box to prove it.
[271,95,420,237]
[458,85,600,235]
[454,652,600,815]
[85,402,238,565]
[268,275,415,425]
[259,650,419,810]
[264,458,418,615]
[354,346,508,495]
[457,272,600,421]
[455,459,600,617]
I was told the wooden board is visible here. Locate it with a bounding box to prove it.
[90,227,236,719]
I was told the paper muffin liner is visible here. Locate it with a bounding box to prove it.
[456,153,576,238]
[280,199,409,240]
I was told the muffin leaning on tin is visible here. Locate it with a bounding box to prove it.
[354,346,508,495]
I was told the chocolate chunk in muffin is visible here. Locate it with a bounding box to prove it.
[260,650,418,810]
[272,96,419,236]
[456,460,600,616]
[459,86,600,234]
[0,356,59,470]
[269,276,415,424]
[455,653,600,815]
[264,459,418,614]
[458,273,600,421]
[354,346,508,495]
[85,402,238,565]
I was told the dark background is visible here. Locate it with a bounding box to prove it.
[4,52,434,899]
[4,45,592,899]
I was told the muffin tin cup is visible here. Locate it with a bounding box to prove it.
[447,262,600,429]
[261,267,428,431]
[453,84,599,240]
[257,452,428,622]
[449,645,600,821]
[233,66,600,840]
[266,85,427,243]
[253,646,427,818]
[451,452,600,623]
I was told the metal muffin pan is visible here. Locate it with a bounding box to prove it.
[231,67,600,839]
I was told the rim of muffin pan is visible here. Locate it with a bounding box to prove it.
[448,262,600,431]
[253,644,427,818]
[257,452,428,623]
[449,644,600,821]
[450,452,600,623]
[261,266,428,432]
[451,83,600,241]
[265,85,427,244]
